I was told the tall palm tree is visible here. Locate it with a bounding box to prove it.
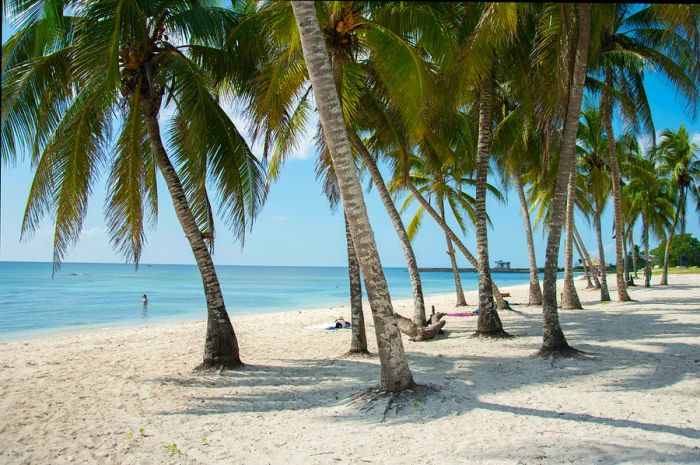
[536,3,592,356]
[655,125,700,284]
[577,104,612,301]
[244,1,449,326]
[2,0,265,370]
[291,0,414,391]
[623,155,675,287]
[315,148,369,355]
[588,4,700,301]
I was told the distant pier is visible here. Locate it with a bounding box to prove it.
[418,267,565,273]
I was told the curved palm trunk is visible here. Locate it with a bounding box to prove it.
[439,197,467,306]
[345,214,368,355]
[561,169,583,309]
[572,233,594,289]
[603,69,632,302]
[539,3,590,356]
[405,181,508,310]
[351,133,426,325]
[643,217,651,287]
[292,1,414,392]
[593,210,611,301]
[573,225,601,289]
[661,193,683,285]
[143,111,241,370]
[514,169,543,305]
[474,77,507,336]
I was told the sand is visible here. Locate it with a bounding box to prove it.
[1,274,699,465]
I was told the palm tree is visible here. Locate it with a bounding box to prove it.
[243,1,455,327]
[395,148,504,308]
[655,125,700,284]
[623,155,675,287]
[561,166,583,309]
[395,161,476,308]
[291,1,414,391]
[588,4,700,301]
[2,0,265,370]
[535,3,592,356]
[315,148,368,355]
[577,104,612,301]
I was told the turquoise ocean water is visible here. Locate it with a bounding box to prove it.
[0,261,539,339]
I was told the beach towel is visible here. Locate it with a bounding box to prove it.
[444,310,480,317]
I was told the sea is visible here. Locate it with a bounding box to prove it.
[0,261,538,339]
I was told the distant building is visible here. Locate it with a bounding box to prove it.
[494,260,511,270]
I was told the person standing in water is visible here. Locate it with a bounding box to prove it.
[142,294,148,306]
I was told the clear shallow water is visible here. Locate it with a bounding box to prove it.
[0,261,538,338]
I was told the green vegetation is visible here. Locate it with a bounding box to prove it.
[652,234,700,268]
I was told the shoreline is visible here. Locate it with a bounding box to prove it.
[0,274,697,464]
[0,289,457,343]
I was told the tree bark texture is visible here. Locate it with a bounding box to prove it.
[439,197,468,306]
[474,77,507,336]
[345,213,369,355]
[351,133,427,324]
[594,211,611,301]
[292,1,414,391]
[603,68,632,302]
[561,169,583,309]
[643,217,651,288]
[660,195,683,286]
[143,111,242,370]
[514,168,543,305]
[539,3,591,355]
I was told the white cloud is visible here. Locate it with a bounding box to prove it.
[692,132,700,146]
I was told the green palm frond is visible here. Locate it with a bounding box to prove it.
[106,85,158,265]
[164,48,265,244]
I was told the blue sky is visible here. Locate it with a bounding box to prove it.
[1,18,699,269]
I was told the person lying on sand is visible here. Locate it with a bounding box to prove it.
[334,315,351,329]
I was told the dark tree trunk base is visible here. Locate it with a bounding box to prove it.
[194,358,244,372]
[343,349,371,358]
[471,329,514,339]
[349,384,437,422]
[535,345,587,359]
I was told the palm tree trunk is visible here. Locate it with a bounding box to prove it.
[661,193,683,285]
[630,229,638,279]
[345,213,368,355]
[643,217,651,287]
[292,1,414,392]
[623,229,630,284]
[439,197,467,306]
[405,181,508,311]
[603,68,632,302]
[351,133,426,325]
[514,168,543,305]
[561,169,583,309]
[539,3,590,356]
[143,110,241,370]
[572,232,594,289]
[573,225,601,289]
[474,77,507,337]
[594,210,611,301]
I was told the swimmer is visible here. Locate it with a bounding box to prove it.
[142,294,148,306]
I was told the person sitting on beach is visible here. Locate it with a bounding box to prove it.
[142,294,148,306]
[334,315,351,329]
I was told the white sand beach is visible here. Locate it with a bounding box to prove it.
[1,275,698,465]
